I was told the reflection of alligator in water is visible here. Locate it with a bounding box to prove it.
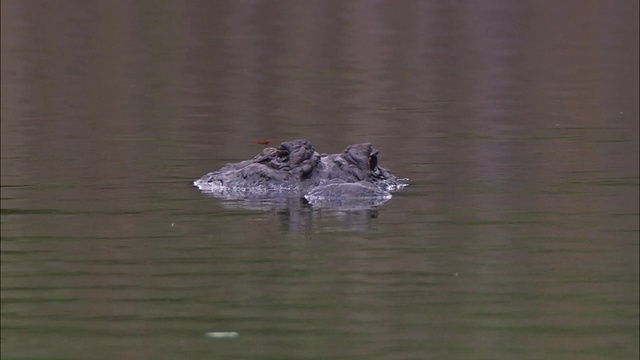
[193,139,407,208]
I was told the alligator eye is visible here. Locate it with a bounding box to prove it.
[277,149,289,161]
[368,154,378,171]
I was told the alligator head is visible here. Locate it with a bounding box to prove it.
[193,139,407,201]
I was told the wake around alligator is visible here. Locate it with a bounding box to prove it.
[193,139,408,207]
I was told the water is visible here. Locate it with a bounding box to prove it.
[2,1,638,359]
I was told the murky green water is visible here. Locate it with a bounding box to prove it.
[2,1,638,359]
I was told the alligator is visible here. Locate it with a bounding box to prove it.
[193,139,407,208]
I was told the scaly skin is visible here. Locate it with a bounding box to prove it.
[193,139,407,200]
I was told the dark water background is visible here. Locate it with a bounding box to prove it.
[2,1,638,359]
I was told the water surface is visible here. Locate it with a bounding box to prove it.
[2,1,638,359]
